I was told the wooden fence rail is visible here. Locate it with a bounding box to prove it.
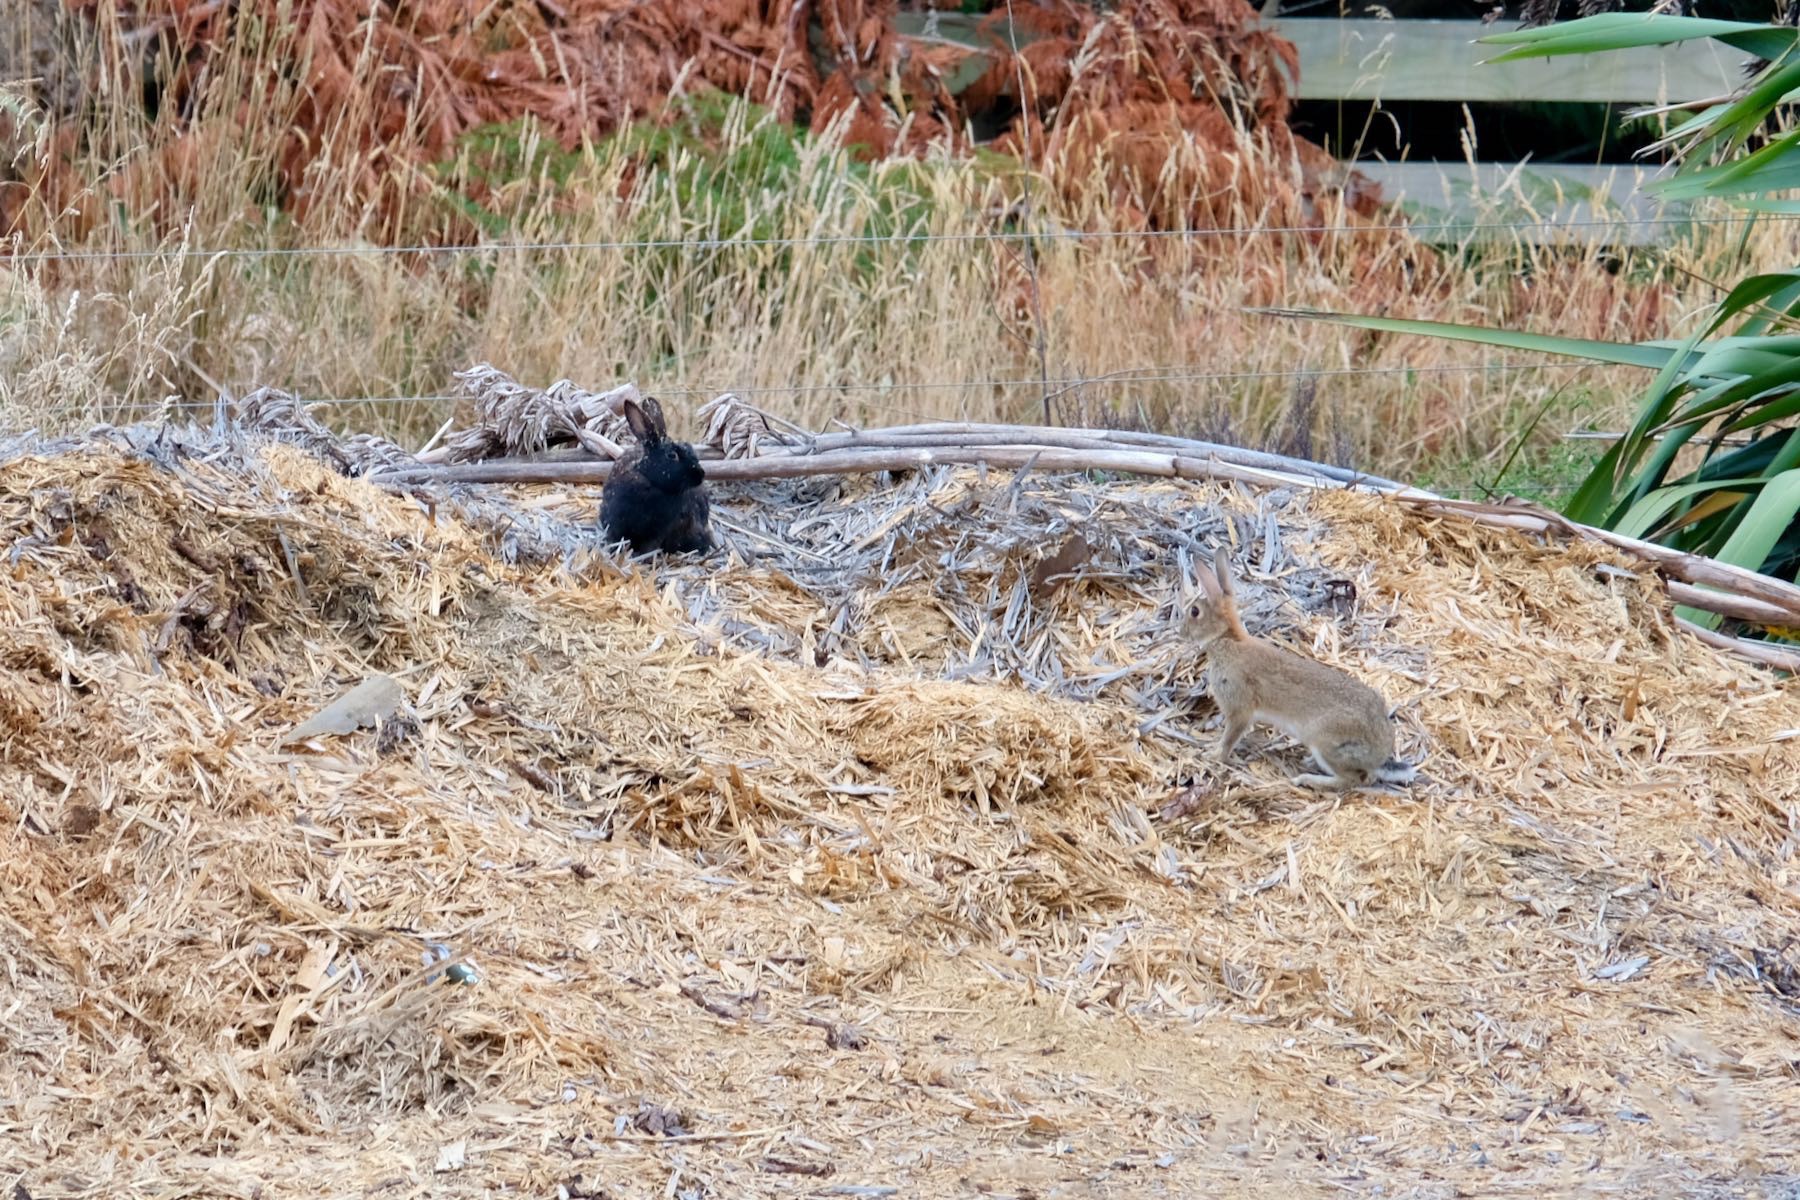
[893,11,1752,245]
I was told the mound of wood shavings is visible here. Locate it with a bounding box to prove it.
[1,426,1797,1199]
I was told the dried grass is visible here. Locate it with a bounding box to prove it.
[16,0,1354,240]
[0,0,1767,491]
[1,419,1797,1197]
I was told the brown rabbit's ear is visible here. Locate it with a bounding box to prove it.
[1210,556,1235,599]
[622,399,662,445]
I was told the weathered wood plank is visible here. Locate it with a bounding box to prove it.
[889,12,1714,244]
[1357,160,1687,245]
[895,14,1745,105]
[1267,18,1741,104]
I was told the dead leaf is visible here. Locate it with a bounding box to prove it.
[280,674,405,746]
[61,804,104,837]
[1158,779,1213,822]
[1029,533,1090,598]
[631,1102,688,1137]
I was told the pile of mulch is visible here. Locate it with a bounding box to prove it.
[0,412,1796,1197]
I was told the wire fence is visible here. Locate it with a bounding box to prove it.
[8,207,1800,265]
[1,211,1709,505]
[7,358,1606,417]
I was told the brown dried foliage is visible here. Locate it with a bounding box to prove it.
[967,0,1374,229]
[19,0,1374,244]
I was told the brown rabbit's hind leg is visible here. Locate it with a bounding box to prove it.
[1215,711,1252,763]
[1293,742,1379,792]
[1291,768,1359,792]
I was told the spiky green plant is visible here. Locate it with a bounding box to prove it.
[1273,13,1800,635]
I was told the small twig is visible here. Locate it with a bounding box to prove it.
[760,1155,835,1177]
[802,1014,868,1049]
[152,586,205,655]
[416,416,456,457]
[1006,449,1043,509]
[273,527,310,605]
[591,1125,785,1144]
[678,981,752,1021]
[708,511,832,563]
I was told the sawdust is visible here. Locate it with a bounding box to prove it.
[0,429,1797,1197]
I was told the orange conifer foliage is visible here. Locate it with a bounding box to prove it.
[17,0,1378,242]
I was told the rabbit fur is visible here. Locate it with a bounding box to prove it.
[599,397,713,556]
[1182,555,1415,792]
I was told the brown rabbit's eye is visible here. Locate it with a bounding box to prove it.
[1188,604,1200,619]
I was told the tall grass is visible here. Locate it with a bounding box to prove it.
[1,4,1791,492]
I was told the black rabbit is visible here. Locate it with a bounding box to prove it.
[599,397,714,555]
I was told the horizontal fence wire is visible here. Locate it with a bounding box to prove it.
[6,209,1800,265]
[0,359,1611,421]
[0,216,1653,508]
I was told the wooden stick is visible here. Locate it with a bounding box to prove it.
[1404,497,1800,623]
[372,443,1440,500]
[383,423,1414,492]
[1666,581,1800,628]
[803,422,1412,490]
[1676,618,1800,673]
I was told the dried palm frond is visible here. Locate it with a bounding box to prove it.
[695,392,813,460]
[233,386,416,477]
[438,364,632,464]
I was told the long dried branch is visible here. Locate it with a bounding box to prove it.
[371,442,1431,499]
[1403,497,1800,627]
[1677,618,1800,672]
[366,427,1800,670]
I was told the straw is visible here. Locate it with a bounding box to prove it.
[1,409,1796,1198]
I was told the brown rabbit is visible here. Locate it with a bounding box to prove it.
[1182,555,1415,792]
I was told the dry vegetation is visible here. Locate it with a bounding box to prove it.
[3,4,1800,1198]
[1,423,1797,1197]
[1,0,1787,499]
[0,118,1758,495]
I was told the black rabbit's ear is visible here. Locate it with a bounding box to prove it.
[645,397,670,439]
[622,399,661,445]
